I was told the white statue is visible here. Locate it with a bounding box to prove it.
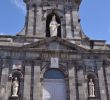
[49,15,60,37]
[12,77,19,97]
[89,78,95,97]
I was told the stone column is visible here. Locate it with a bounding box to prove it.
[0,59,3,100]
[61,18,66,38]
[5,59,13,100]
[65,6,73,39]
[33,61,42,100]
[0,67,9,100]
[105,63,110,99]
[27,6,34,36]
[19,61,25,100]
[77,69,88,100]
[23,62,31,100]
[68,62,76,100]
[0,59,12,100]
[0,59,3,84]
[35,7,45,37]
[103,61,110,100]
[72,10,81,39]
[97,61,107,100]
[33,5,37,36]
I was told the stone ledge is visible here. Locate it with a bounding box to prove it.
[88,96,97,100]
[9,96,19,100]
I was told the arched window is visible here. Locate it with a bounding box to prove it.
[46,12,61,37]
[43,69,67,100]
[44,69,64,79]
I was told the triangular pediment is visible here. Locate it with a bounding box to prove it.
[22,37,87,52]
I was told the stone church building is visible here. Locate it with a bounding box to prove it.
[0,0,110,100]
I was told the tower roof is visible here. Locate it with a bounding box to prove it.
[24,0,82,6]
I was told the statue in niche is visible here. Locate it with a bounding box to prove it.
[89,78,95,97]
[49,15,60,37]
[12,77,19,97]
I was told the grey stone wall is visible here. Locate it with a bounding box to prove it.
[0,1,110,100]
[0,65,9,100]
[0,52,110,100]
[68,63,76,100]
[17,0,84,40]
[33,62,42,100]
[23,63,31,100]
[106,65,110,99]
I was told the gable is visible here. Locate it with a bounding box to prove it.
[30,41,76,50]
[22,37,87,52]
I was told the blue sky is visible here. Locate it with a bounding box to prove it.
[0,0,26,35]
[0,0,110,43]
[80,0,110,43]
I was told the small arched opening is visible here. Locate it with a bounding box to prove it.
[87,73,98,98]
[42,69,67,100]
[9,70,23,97]
[46,12,61,37]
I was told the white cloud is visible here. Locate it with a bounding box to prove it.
[10,0,26,14]
[0,33,5,35]
[106,41,110,44]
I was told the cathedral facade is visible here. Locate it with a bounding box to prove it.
[0,0,110,100]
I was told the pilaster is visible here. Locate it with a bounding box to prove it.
[72,9,81,39]
[27,6,34,36]
[103,60,110,100]
[33,61,42,100]
[0,65,9,100]
[94,61,101,100]
[68,62,77,100]
[105,61,110,99]
[23,62,31,100]
[77,65,88,100]
[65,5,73,39]
[19,61,25,100]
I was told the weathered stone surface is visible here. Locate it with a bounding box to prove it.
[23,65,31,100]
[0,0,110,100]
[68,64,76,100]
[97,62,107,100]
[33,65,41,100]
[9,96,19,100]
[78,70,88,100]
[106,66,110,98]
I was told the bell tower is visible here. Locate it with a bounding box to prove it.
[18,0,85,39]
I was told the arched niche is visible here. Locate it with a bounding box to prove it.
[87,72,98,98]
[9,70,23,80]
[46,12,61,37]
[9,70,23,97]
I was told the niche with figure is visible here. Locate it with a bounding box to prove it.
[87,73,97,98]
[11,77,19,97]
[46,12,61,37]
[9,70,23,98]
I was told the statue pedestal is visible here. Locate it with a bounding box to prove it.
[88,96,97,100]
[9,96,19,100]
